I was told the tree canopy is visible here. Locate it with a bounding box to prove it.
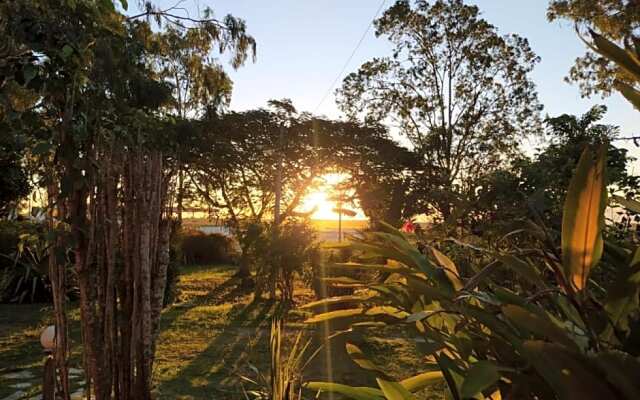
[338,0,542,217]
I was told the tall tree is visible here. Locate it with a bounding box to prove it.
[154,21,255,222]
[548,0,640,99]
[338,0,542,218]
[1,1,255,398]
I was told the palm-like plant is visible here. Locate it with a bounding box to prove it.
[303,146,640,399]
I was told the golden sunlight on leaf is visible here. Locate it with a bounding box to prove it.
[561,145,607,292]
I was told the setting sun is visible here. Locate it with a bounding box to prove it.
[298,173,366,220]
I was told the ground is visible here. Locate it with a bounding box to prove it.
[0,265,445,399]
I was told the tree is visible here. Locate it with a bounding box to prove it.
[0,130,30,217]
[1,1,255,398]
[154,21,255,223]
[548,0,640,99]
[338,0,542,218]
[471,105,638,235]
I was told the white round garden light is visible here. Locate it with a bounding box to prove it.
[40,325,56,351]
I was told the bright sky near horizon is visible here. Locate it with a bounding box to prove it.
[148,0,638,219]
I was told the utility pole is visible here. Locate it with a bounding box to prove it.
[337,196,342,242]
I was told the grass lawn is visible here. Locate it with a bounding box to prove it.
[0,265,445,399]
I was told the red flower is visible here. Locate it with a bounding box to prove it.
[401,220,415,233]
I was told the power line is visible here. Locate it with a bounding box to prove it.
[313,0,387,114]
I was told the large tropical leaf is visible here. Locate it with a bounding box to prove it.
[301,295,374,310]
[460,361,500,399]
[377,379,417,400]
[431,248,463,290]
[521,341,618,400]
[399,371,444,392]
[305,382,384,400]
[304,308,363,323]
[561,145,607,292]
[502,305,578,350]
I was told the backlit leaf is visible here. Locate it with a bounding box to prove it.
[376,379,417,400]
[304,308,363,323]
[400,371,444,392]
[305,382,384,400]
[561,145,607,292]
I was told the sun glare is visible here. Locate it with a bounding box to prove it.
[298,173,367,220]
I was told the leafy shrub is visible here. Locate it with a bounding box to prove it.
[180,229,239,265]
[304,146,640,400]
[249,219,319,302]
[0,220,52,303]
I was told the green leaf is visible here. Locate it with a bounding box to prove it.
[561,145,607,292]
[119,0,128,10]
[592,351,640,399]
[300,295,373,310]
[460,361,500,399]
[347,343,393,380]
[304,308,363,323]
[603,262,640,335]
[431,248,463,290]
[498,255,546,288]
[521,341,618,400]
[502,304,578,351]
[326,262,409,274]
[376,379,417,400]
[400,371,444,392]
[305,382,384,400]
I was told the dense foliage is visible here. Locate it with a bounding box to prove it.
[305,146,640,400]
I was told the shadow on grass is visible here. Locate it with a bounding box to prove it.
[158,297,275,399]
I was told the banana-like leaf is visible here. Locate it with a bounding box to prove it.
[304,308,363,323]
[305,382,385,400]
[603,262,640,335]
[300,295,373,310]
[521,341,619,400]
[591,30,640,81]
[592,351,640,399]
[365,306,409,319]
[431,248,463,290]
[615,81,640,111]
[321,276,367,287]
[326,262,410,274]
[399,371,444,392]
[460,361,500,399]
[376,379,417,400]
[502,305,579,351]
[561,145,607,292]
[346,343,393,380]
[498,255,546,288]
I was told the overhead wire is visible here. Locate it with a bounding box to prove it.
[312,0,387,114]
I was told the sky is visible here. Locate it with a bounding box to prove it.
[150,0,637,150]
[146,0,638,219]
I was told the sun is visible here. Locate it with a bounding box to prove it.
[298,173,366,220]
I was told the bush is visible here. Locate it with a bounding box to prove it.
[0,220,53,303]
[304,147,640,400]
[180,229,239,265]
[245,219,318,302]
